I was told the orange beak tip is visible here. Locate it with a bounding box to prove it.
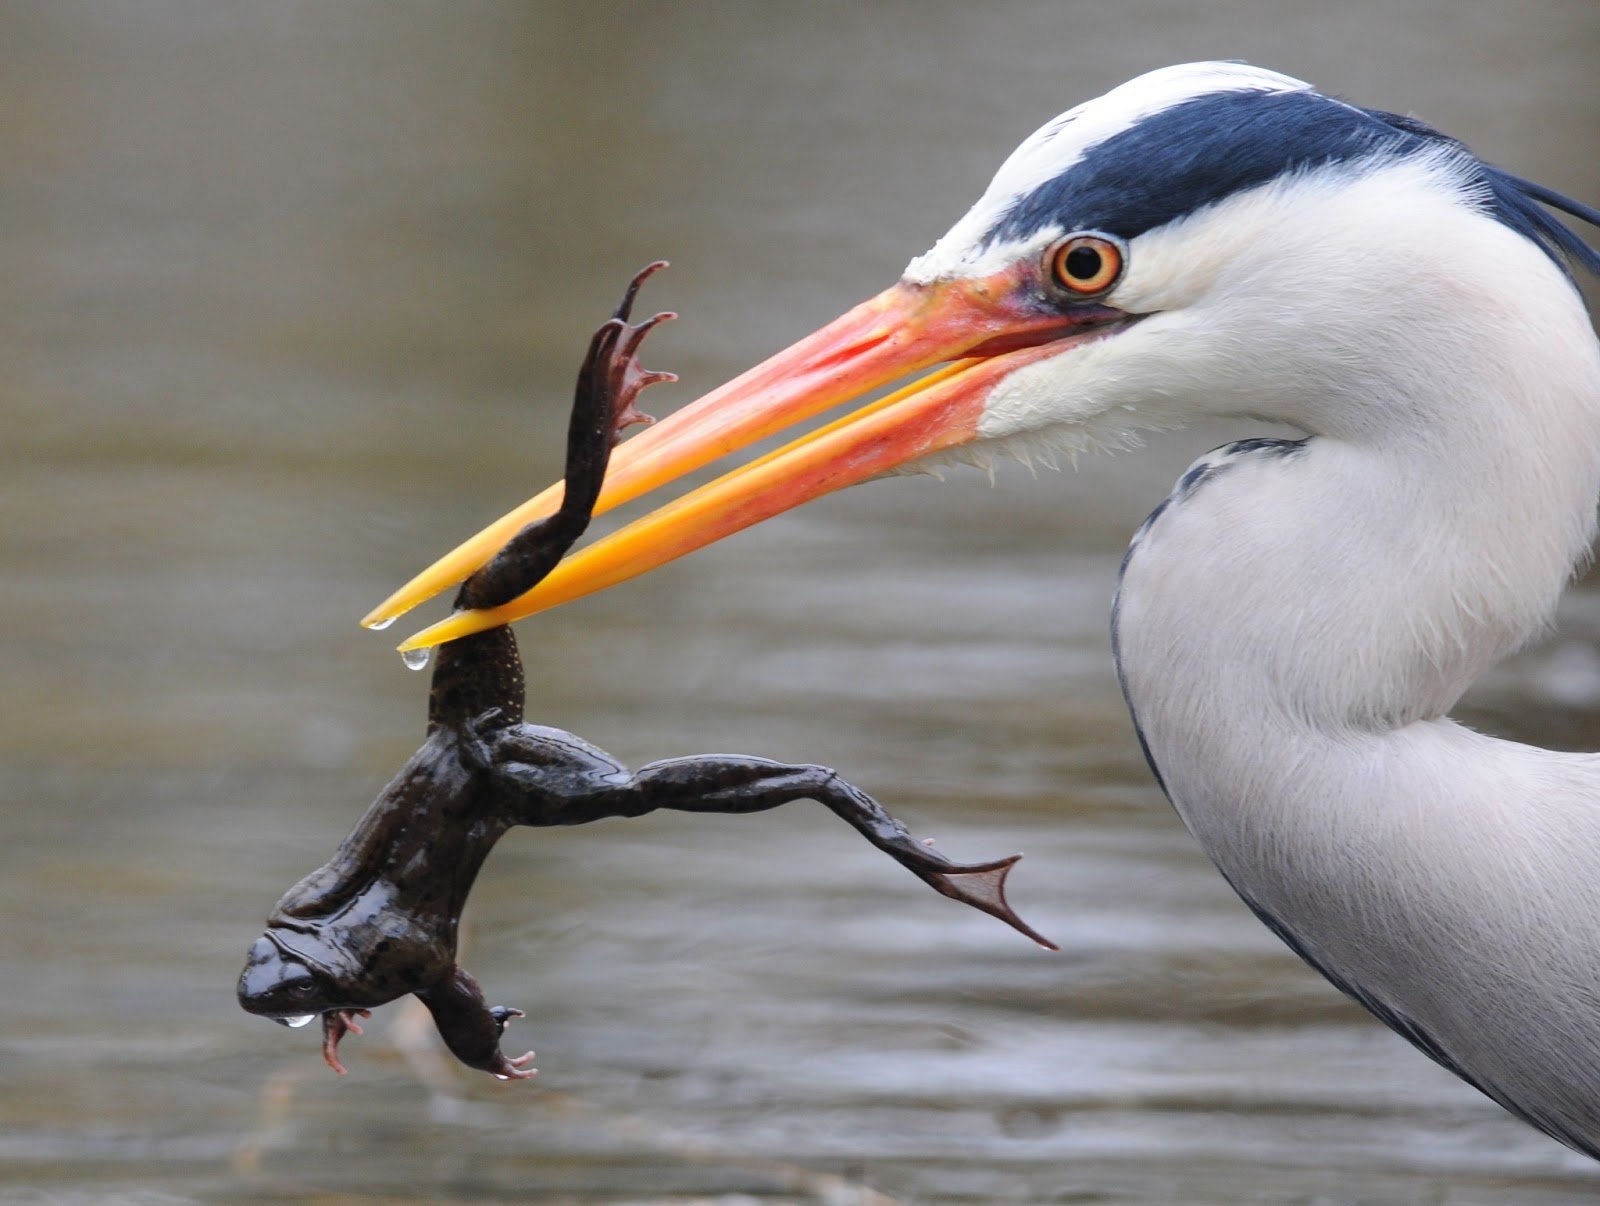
[394,608,490,654]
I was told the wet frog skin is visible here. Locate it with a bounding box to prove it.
[238,265,1053,1080]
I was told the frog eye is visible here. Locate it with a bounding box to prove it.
[1049,234,1125,296]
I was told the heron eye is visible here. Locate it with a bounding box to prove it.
[1049,234,1123,296]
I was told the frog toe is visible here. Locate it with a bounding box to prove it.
[319,1008,372,1076]
[492,1048,538,1081]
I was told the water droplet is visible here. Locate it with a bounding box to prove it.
[278,1014,317,1029]
[401,647,432,672]
[369,615,397,631]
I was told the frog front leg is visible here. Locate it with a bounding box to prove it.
[415,966,536,1080]
[320,1007,371,1076]
[309,965,534,1080]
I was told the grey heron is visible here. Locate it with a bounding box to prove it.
[366,63,1600,1158]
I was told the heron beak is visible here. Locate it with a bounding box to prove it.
[376,275,1118,651]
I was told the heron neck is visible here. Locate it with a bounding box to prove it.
[1114,346,1600,737]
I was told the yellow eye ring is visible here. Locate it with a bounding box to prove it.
[1049,234,1124,296]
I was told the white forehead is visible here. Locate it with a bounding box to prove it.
[905,62,1313,283]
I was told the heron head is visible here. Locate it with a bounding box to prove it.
[372,62,1600,647]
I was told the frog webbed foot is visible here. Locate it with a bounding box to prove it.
[320,1008,372,1076]
[601,312,675,436]
[416,966,537,1081]
[899,850,1058,951]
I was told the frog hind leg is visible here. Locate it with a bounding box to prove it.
[428,265,677,734]
[584,755,1059,951]
[454,263,675,617]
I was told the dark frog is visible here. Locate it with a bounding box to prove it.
[238,724,524,1075]
[238,265,1053,1080]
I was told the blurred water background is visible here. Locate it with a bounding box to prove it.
[4,2,1600,1202]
